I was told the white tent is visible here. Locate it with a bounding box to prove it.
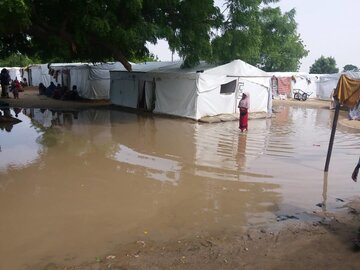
[316,74,340,100]
[268,72,320,99]
[110,60,271,120]
[0,67,28,83]
[27,64,58,87]
[316,71,360,100]
[49,62,126,99]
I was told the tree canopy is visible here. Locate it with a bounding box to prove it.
[0,0,307,72]
[309,56,339,74]
[343,64,359,72]
[211,1,308,71]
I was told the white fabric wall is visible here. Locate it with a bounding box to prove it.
[154,78,198,119]
[110,76,139,108]
[69,68,91,97]
[292,76,318,99]
[50,63,125,99]
[316,75,340,100]
[196,74,237,119]
[241,79,269,113]
[29,66,42,86]
[29,64,58,87]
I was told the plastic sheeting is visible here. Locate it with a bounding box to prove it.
[335,75,360,108]
[317,74,340,100]
[49,62,126,99]
[28,64,59,87]
[349,102,360,120]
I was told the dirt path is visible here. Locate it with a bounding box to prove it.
[1,87,111,110]
[35,199,360,270]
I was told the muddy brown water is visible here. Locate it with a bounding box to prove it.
[0,106,359,269]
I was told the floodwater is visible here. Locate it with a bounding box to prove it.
[0,106,359,269]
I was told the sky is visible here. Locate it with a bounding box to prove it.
[147,0,360,72]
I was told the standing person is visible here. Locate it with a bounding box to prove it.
[238,91,250,132]
[0,68,11,98]
[38,83,46,95]
[12,77,21,99]
[352,157,360,182]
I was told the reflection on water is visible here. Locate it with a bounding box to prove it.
[0,106,359,269]
[111,144,181,183]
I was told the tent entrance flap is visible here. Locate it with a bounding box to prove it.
[137,80,155,111]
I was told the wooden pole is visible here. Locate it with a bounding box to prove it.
[324,101,340,172]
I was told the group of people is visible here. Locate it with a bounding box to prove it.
[38,82,81,101]
[1,68,28,99]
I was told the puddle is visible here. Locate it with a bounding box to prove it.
[0,106,359,269]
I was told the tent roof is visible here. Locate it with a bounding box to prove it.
[49,62,127,71]
[131,59,268,77]
[132,61,215,73]
[204,59,268,77]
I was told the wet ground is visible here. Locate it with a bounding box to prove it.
[0,105,359,269]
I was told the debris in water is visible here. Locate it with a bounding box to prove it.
[276,215,299,222]
[336,198,344,202]
[316,203,325,208]
[106,255,116,260]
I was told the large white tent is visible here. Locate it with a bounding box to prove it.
[110,60,271,120]
[49,62,127,99]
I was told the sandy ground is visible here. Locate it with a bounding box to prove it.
[1,87,111,110]
[2,88,360,270]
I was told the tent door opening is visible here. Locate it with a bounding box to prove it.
[137,80,156,111]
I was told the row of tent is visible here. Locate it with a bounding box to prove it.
[2,60,359,120]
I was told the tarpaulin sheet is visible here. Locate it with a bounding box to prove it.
[277,77,292,95]
[335,75,360,108]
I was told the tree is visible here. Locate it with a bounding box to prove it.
[258,8,308,71]
[0,0,307,71]
[309,56,339,74]
[211,1,307,71]
[0,53,39,67]
[343,64,359,72]
[0,0,222,70]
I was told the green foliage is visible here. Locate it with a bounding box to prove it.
[309,56,339,74]
[131,53,159,63]
[0,53,37,67]
[212,0,265,65]
[212,1,307,71]
[0,0,307,71]
[258,8,308,71]
[343,64,359,72]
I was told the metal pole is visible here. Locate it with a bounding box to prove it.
[324,101,340,172]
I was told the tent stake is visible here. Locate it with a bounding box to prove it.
[324,101,340,172]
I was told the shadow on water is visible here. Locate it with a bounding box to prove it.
[0,106,359,269]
